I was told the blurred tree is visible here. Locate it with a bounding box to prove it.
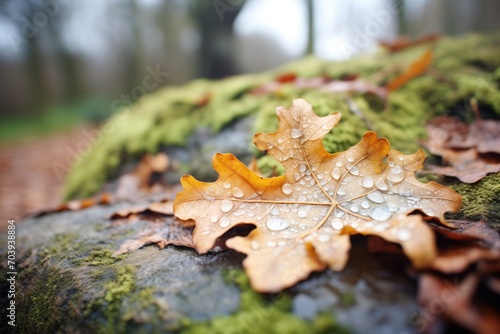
[306,0,314,55]
[0,0,81,112]
[189,0,246,79]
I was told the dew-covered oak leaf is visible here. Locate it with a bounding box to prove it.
[174,99,462,292]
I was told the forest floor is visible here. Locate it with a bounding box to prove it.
[0,125,94,230]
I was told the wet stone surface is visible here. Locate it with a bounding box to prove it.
[1,201,419,333]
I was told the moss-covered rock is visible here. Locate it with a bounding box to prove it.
[0,202,417,333]
[65,33,500,205]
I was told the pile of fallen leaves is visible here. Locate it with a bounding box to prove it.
[423,107,500,183]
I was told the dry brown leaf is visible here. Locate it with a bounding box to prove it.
[250,74,387,102]
[417,273,500,334]
[109,200,174,220]
[112,215,194,256]
[386,49,433,91]
[429,218,500,274]
[34,192,113,217]
[432,219,500,246]
[431,246,500,274]
[115,153,169,199]
[423,116,500,183]
[321,79,387,101]
[174,99,461,292]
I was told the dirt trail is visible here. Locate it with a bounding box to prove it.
[0,126,95,230]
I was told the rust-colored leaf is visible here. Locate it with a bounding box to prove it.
[386,49,433,91]
[174,99,461,292]
[379,34,440,53]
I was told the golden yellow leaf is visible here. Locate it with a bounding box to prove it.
[174,99,462,292]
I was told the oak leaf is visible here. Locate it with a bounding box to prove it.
[174,99,462,292]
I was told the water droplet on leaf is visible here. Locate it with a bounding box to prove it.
[220,200,234,212]
[266,217,290,231]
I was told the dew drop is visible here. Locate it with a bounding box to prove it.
[367,190,384,204]
[206,185,217,196]
[299,164,307,172]
[336,160,343,167]
[361,177,374,188]
[266,240,277,248]
[398,156,404,161]
[374,222,390,231]
[294,172,301,181]
[388,202,399,211]
[291,128,303,139]
[271,208,280,215]
[346,154,355,162]
[318,234,330,242]
[391,166,402,175]
[369,206,391,221]
[331,167,340,180]
[232,187,244,198]
[350,203,359,213]
[278,240,287,247]
[386,170,405,183]
[298,207,309,218]
[266,217,290,231]
[223,181,231,189]
[389,161,395,167]
[331,218,344,230]
[334,210,345,218]
[349,166,360,176]
[361,200,370,209]
[317,173,324,180]
[397,229,411,241]
[201,228,211,235]
[322,124,330,130]
[219,218,230,228]
[282,183,293,195]
[220,200,234,212]
[375,178,389,191]
[210,215,219,223]
[251,241,260,250]
[337,187,346,196]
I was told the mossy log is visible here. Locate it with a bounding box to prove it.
[65,33,500,227]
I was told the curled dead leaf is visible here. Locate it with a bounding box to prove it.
[423,116,500,183]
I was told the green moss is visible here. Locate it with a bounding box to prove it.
[39,233,83,264]
[87,265,138,334]
[340,291,356,307]
[17,267,73,334]
[74,249,125,266]
[182,268,349,334]
[447,173,500,229]
[65,32,500,199]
